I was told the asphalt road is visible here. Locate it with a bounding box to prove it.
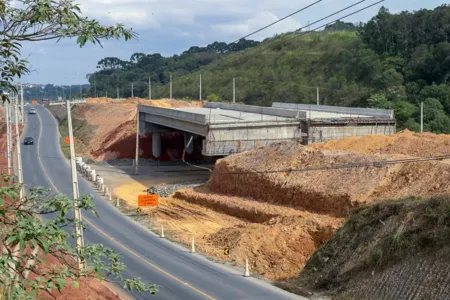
[21,105,304,300]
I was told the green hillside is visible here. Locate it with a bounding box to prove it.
[90,5,450,133]
[280,196,450,299]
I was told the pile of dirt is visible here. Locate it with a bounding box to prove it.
[207,141,450,217]
[283,197,450,300]
[149,187,342,280]
[50,99,203,161]
[203,206,341,280]
[310,129,450,157]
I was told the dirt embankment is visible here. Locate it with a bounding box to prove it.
[49,98,203,161]
[163,130,450,283]
[310,129,450,157]
[206,142,450,217]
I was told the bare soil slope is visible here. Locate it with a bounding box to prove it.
[50,98,203,160]
[207,141,450,217]
[168,131,450,282]
[311,129,450,157]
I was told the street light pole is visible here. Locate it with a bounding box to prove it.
[66,100,85,271]
[170,74,173,100]
[233,77,236,103]
[20,83,24,124]
[149,76,151,100]
[316,87,320,106]
[199,74,202,101]
[14,94,24,200]
[135,109,139,175]
[5,101,11,175]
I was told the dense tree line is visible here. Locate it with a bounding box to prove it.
[89,5,450,133]
[85,39,259,99]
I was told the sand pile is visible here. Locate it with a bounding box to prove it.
[207,141,450,217]
[311,129,450,157]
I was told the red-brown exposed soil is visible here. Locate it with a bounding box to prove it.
[54,98,204,161]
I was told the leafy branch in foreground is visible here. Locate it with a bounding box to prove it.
[0,175,157,298]
[0,0,137,102]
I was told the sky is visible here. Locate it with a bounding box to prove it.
[19,0,447,85]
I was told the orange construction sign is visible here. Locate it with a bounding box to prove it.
[32,100,37,104]
[138,194,159,207]
[65,137,76,144]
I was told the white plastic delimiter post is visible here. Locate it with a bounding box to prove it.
[161,225,165,238]
[244,257,250,277]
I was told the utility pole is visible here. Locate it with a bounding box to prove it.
[134,109,139,175]
[131,82,134,98]
[117,87,119,99]
[8,98,13,168]
[79,84,82,99]
[170,74,173,100]
[5,101,11,175]
[20,83,24,124]
[420,102,424,133]
[70,85,72,100]
[233,77,236,103]
[14,94,24,200]
[199,74,202,102]
[66,100,85,271]
[149,76,151,100]
[316,87,320,106]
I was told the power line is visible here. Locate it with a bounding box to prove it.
[230,0,323,43]
[142,0,381,95]
[213,0,377,70]
[90,1,323,86]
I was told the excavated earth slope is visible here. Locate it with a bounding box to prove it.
[173,130,450,283]
[206,141,450,217]
[50,98,203,161]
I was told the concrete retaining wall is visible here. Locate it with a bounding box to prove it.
[272,102,394,118]
[307,123,396,144]
[203,123,301,156]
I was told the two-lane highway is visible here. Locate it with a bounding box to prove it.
[21,105,303,300]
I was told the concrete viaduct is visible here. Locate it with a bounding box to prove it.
[136,101,396,161]
[137,102,305,158]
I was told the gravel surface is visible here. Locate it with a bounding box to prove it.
[148,180,207,197]
[91,158,211,167]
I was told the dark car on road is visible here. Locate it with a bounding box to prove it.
[24,136,34,145]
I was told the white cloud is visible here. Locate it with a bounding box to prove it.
[16,0,446,85]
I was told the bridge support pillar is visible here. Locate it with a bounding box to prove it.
[184,133,194,154]
[152,133,161,158]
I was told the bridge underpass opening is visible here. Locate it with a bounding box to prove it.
[139,130,205,162]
